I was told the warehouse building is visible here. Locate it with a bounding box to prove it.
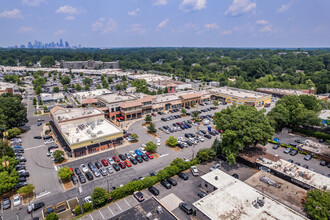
[49,106,123,158]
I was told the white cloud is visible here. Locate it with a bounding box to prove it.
[205,23,219,30]
[158,18,170,28]
[256,20,268,25]
[22,0,45,6]
[225,0,256,16]
[179,0,206,12]
[130,24,146,34]
[221,30,233,35]
[55,30,66,36]
[260,25,272,32]
[65,16,75,20]
[0,9,23,19]
[128,8,140,16]
[153,0,168,6]
[277,1,294,13]
[18,26,33,33]
[56,5,78,14]
[92,18,117,33]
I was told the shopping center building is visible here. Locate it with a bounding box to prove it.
[49,106,123,158]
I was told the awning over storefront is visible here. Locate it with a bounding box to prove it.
[87,143,100,149]
[100,140,113,145]
[115,137,123,142]
[73,147,87,153]
[153,104,164,109]
[170,101,182,105]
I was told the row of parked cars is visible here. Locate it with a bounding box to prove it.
[70,147,154,184]
[10,138,30,190]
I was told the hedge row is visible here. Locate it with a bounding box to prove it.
[291,127,330,141]
[110,158,199,200]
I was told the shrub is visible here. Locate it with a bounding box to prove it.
[17,184,35,196]
[74,205,81,215]
[46,213,58,220]
[145,141,157,153]
[57,166,73,180]
[292,127,330,140]
[82,203,93,212]
[91,187,110,207]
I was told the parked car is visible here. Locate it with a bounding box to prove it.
[71,175,78,185]
[133,191,145,202]
[95,161,102,169]
[210,163,220,171]
[304,154,312,161]
[112,164,120,171]
[125,153,132,160]
[85,196,92,204]
[135,149,143,156]
[129,150,137,158]
[135,155,143,163]
[101,159,108,166]
[118,154,126,161]
[80,164,89,173]
[204,134,212,139]
[148,186,159,196]
[198,191,207,198]
[320,160,327,166]
[179,202,193,215]
[93,169,101,177]
[107,158,116,165]
[283,148,292,154]
[130,158,138,165]
[167,178,177,186]
[13,195,21,207]
[145,152,153,159]
[2,196,11,210]
[27,202,45,213]
[190,166,199,176]
[161,180,172,189]
[34,136,42,139]
[99,167,107,176]
[231,173,239,179]
[107,167,114,174]
[112,156,120,163]
[18,172,30,178]
[85,171,94,181]
[118,162,126,169]
[272,144,280,149]
[123,160,132,167]
[141,154,149,161]
[178,172,189,180]
[78,174,86,184]
[290,150,298,156]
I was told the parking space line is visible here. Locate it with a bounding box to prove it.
[89,214,94,220]
[99,210,105,219]
[124,198,130,207]
[108,206,114,216]
[116,202,123,211]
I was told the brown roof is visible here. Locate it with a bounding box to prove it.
[138,95,155,103]
[82,98,97,104]
[98,107,108,111]
[50,106,66,114]
[180,92,202,100]
[120,101,143,108]
[166,83,177,87]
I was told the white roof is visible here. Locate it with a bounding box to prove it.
[193,169,307,220]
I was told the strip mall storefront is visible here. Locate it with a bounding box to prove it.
[73,137,123,157]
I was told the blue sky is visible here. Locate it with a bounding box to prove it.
[0,0,329,47]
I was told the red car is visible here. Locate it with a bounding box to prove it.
[112,156,120,163]
[123,133,131,138]
[101,159,108,166]
[118,162,126,169]
[69,168,74,176]
[151,113,156,116]
[146,152,153,159]
[124,160,132,167]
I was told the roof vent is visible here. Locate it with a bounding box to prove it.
[157,206,163,214]
[215,176,218,180]
[146,212,152,219]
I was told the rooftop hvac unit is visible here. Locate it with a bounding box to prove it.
[87,129,91,134]
[157,206,163,214]
[91,133,96,138]
[76,138,79,143]
[97,131,103,135]
[145,212,152,219]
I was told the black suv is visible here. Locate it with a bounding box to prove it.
[148,187,159,196]
[167,178,177,186]
[85,171,94,181]
[178,172,189,180]
[179,202,193,215]
[118,154,126,161]
[78,174,86,184]
[161,180,172,189]
[95,162,102,169]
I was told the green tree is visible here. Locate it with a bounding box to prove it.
[166,136,178,147]
[147,122,156,133]
[33,97,37,106]
[101,75,105,81]
[17,184,35,196]
[40,56,55,67]
[52,150,65,163]
[96,84,102,90]
[38,99,43,106]
[76,84,82,91]
[82,203,93,212]
[145,115,152,124]
[122,75,127,81]
[0,171,19,194]
[7,127,21,139]
[102,80,109,89]
[145,141,157,153]
[63,85,68,92]
[74,205,81,215]
[35,85,42,95]
[46,213,59,220]
[211,138,221,155]
[0,141,14,157]
[83,77,92,85]
[191,111,200,121]
[130,133,138,140]
[304,189,330,220]
[181,108,187,115]
[53,86,60,93]
[196,148,216,162]
[214,105,274,164]
[91,187,110,207]
[84,84,90,91]
[61,76,71,85]
[57,166,73,180]
[213,100,219,107]
[108,77,113,84]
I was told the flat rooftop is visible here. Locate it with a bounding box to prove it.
[193,169,307,220]
[256,158,330,191]
[210,86,271,99]
[110,197,177,220]
[73,89,111,98]
[245,171,307,214]
[98,93,137,104]
[257,88,305,95]
[52,108,104,122]
[60,118,121,145]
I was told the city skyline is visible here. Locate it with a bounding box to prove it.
[0,0,330,48]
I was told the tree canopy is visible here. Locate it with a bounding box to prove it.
[145,141,157,153]
[0,93,27,129]
[213,105,274,164]
[57,166,73,180]
[166,136,178,147]
[304,189,330,220]
[91,187,110,207]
